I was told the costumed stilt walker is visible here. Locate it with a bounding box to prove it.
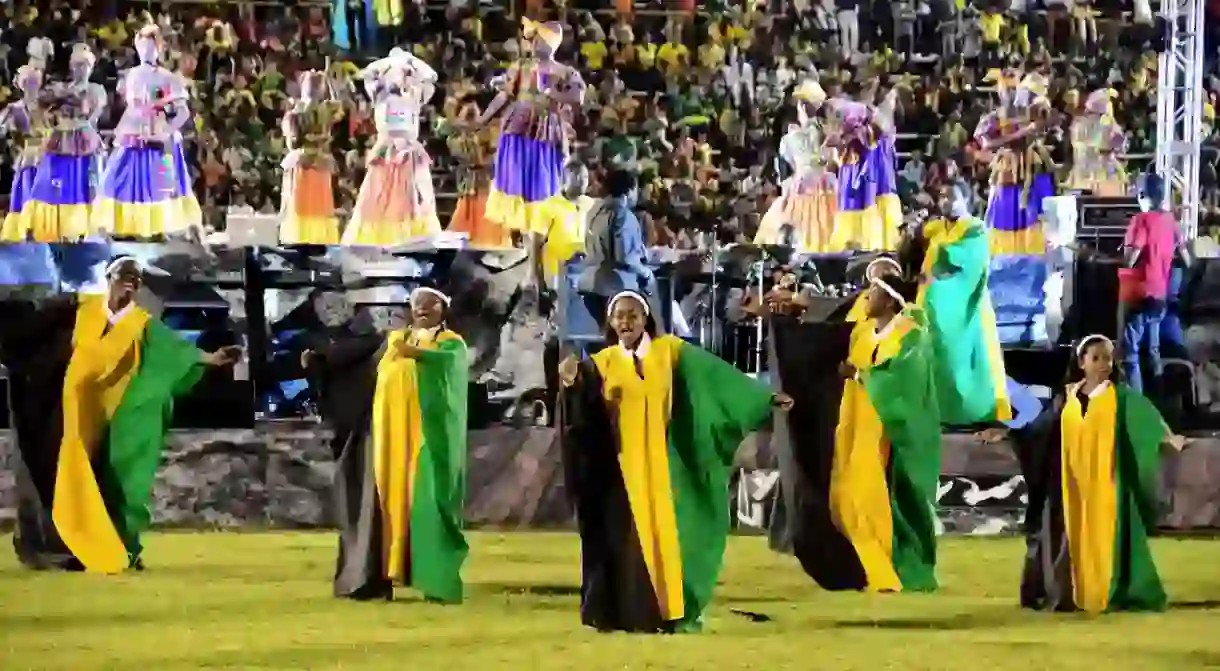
[302,287,468,603]
[0,257,241,572]
[0,65,47,242]
[92,25,202,241]
[1012,335,1185,614]
[914,182,1012,425]
[1066,89,1128,197]
[280,69,344,245]
[447,101,510,248]
[342,48,441,246]
[976,71,1054,255]
[754,79,837,252]
[827,90,903,252]
[12,44,108,242]
[782,268,941,592]
[559,291,792,633]
[473,19,586,289]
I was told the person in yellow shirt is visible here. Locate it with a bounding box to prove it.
[636,39,658,71]
[980,10,1005,65]
[581,39,608,70]
[658,40,689,77]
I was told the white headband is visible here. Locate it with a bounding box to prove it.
[410,287,451,307]
[1076,334,1113,357]
[105,256,141,278]
[607,290,650,318]
[866,257,901,280]
[870,277,906,308]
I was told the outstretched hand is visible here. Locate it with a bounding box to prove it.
[772,393,794,411]
[203,346,243,367]
[1167,434,1191,452]
[559,354,580,388]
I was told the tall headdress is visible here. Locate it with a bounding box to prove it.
[14,64,41,92]
[523,18,563,53]
[135,23,164,49]
[1015,73,1050,108]
[1084,88,1116,117]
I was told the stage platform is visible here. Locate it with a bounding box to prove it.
[2,425,1217,535]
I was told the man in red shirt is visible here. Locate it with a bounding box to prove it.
[1121,174,1191,392]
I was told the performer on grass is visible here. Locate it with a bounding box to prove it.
[342,48,440,246]
[754,79,838,252]
[559,291,792,633]
[475,18,586,288]
[976,71,1055,255]
[913,182,1012,425]
[280,69,344,245]
[790,271,941,593]
[93,25,203,241]
[302,287,468,603]
[1011,335,1184,614]
[1066,89,1128,197]
[0,64,47,242]
[0,257,241,572]
[447,100,510,248]
[826,87,903,252]
[10,44,109,242]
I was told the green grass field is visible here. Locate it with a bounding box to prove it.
[3,533,1220,670]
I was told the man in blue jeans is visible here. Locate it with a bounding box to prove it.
[1121,175,1191,392]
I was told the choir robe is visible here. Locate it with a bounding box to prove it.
[778,307,942,592]
[308,327,469,603]
[561,334,774,633]
[917,217,1011,426]
[0,295,205,573]
[1013,381,1168,614]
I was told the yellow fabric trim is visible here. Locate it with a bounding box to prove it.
[591,334,686,620]
[340,213,441,247]
[829,193,903,251]
[280,214,340,245]
[484,189,569,237]
[53,297,151,574]
[542,201,585,281]
[831,316,913,592]
[372,329,426,582]
[846,292,870,323]
[989,225,1046,256]
[1061,383,1119,614]
[981,297,1013,422]
[91,196,203,239]
[374,0,403,25]
[0,202,92,242]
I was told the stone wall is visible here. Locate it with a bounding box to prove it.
[3,426,1220,534]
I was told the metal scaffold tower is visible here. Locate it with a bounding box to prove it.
[1156,0,1206,239]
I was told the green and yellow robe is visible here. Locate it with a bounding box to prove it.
[0,295,206,573]
[561,334,774,633]
[778,307,941,592]
[308,327,469,603]
[1014,381,1167,614]
[917,217,1011,426]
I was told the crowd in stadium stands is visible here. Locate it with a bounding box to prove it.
[3,0,1220,243]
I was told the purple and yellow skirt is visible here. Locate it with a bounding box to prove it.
[830,137,903,251]
[484,132,568,237]
[4,155,99,242]
[280,167,339,245]
[1,166,38,242]
[341,147,440,246]
[986,173,1054,255]
[92,142,203,240]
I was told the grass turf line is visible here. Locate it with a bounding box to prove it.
[2,533,1220,670]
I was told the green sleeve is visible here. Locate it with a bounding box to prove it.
[416,338,470,507]
[934,219,987,276]
[102,318,206,558]
[862,309,942,592]
[1118,387,1168,524]
[667,340,774,630]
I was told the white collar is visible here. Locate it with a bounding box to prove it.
[106,301,134,325]
[1078,380,1111,398]
[619,333,651,359]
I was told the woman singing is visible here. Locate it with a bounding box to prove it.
[559,291,792,633]
[303,287,468,603]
